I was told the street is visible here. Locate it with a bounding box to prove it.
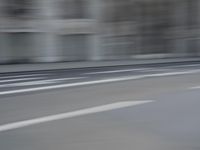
[0,63,200,150]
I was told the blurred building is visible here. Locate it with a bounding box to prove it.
[0,0,200,63]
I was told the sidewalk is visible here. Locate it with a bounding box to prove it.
[0,58,200,73]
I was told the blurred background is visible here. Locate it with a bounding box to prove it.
[0,0,200,64]
[1,1,200,149]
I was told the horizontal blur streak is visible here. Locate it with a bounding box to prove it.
[0,0,200,64]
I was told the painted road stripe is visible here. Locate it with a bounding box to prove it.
[0,77,87,87]
[0,100,154,132]
[146,68,174,72]
[0,74,47,79]
[0,70,200,96]
[189,86,200,90]
[84,68,150,75]
[0,80,54,87]
[175,64,200,67]
[0,77,45,83]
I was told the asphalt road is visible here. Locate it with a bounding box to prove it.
[0,63,200,150]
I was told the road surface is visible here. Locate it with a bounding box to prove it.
[0,63,200,150]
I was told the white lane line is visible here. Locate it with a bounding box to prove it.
[0,80,55,87]
[0,70,200,96]
[84,68,151,75]
[177,64,200,67]
[146,68,174,72]
[0,74,47,79]
[188,86,200,90]
[0,77,87,87]
[0,100,154,132]
[163,64,200,69]
[0,77,45,83]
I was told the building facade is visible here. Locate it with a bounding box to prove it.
[0,0,200,63]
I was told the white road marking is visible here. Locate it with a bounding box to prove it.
[163,64,200,69]
[84,68,150,75]
[144,70,200,77]
[0,77,87,87]
[188,86,200,90]
[0,77,45,83]
[0,74,47,79]
[146,68,174,72]
[0,100,154,132]
[0,80,56,87]
[0,70,200,96]
[178,64,200,67]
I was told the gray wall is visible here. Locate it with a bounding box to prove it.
[0,0,200,64]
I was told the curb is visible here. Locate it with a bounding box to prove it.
[0,58,200,74]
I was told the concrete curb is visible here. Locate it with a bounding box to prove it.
[0,58,200,73]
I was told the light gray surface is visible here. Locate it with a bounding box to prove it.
[0,64,200,150]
